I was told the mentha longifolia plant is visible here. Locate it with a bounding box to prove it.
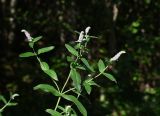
[20,27,126,116]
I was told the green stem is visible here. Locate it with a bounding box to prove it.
[61,71,71,93]
[54,70,71,110]
[0,99,12,113]
[54,97,61,110]
[63,88,75,94]
[32,47,41,63]
[53,81,60,92]
[91,66,109,80]
[31,46,63,111]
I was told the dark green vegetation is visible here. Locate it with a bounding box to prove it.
[0,0,160,116]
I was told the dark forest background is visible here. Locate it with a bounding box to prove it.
[0,0,160,116]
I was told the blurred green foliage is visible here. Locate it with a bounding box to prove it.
[0,0,160,116]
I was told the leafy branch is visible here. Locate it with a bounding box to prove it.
[20,27,125,116]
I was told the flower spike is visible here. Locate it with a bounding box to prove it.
[21,29,32,42]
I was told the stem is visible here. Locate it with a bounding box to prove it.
[32,47,41,63]
[54,70,71,110]
[91,66,109,80]
[63,88,75,94]
[31,46,66,111]
[61,71,71,93]
[54,45,83,110]
[0,99,12,112]
[32,48,60,110]
[53,81,60,92]
[54,97,61,110]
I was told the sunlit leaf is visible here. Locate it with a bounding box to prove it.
[65,44,78,56]
[103,73,117,83]
[98,59,105,73]
[62,94,87,116]
[0,95,7,104]
[44,69,58,81]
[33,36,42,43]
[34,84,61,96]
[70,68,81,91]
[38,46,54,54]
[45,109,61,116]
[88,80,99,87]
[67,56,74,62]
[40,62,49,71]
[132,21,140,27]
[29,42,34,48]
[81,58,94,72]
[7,102,18,106]
[19,52,35,58]
[76,66,86,70]
[83,81,91,94]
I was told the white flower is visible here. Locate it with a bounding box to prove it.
[110,51,126,62]
[85,26,91,35]
[11,93,19,100]
[21,29,32,41]
[76,31,84,42]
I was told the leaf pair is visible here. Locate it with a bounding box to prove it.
[19,46,54,58]
[98,59,116,83]
[28,36,42,48]
[83,79,99,94]
[65,44,78,56]
[34,84,87,116]
[40,62,58,81]
[81,58,94,72]
[65,44,94,72]
[70,68,81,92]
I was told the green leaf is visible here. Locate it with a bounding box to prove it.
[29,42,34,48]
[76,66,86,70]
[83,79,99,94]
[34,84,61,96]
[33,36,42,43]
[132,21,140,27]
[44,69,58,81]
[19,52,35,58]
[57,106,65,112]
[70,107,77,116]
[62,94,87,116]
[67,56,74,62]
[38,46,54,54]
[83,82,91,94]
[7,102,18,106]
[0,95,7,104]
[88,80,99,87]
[45,109,62,116]
[81,58,94,72]
[40,62,49,71]
[65,44,78,56]
[70,68,81,92]
[103,73,117,83]
[98,59,105,73]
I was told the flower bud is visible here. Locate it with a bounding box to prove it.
[21,29,32,41]
[110,51,126,62]
[76,31,84,42]
[85,26,91,35]
[11,93,19,100]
